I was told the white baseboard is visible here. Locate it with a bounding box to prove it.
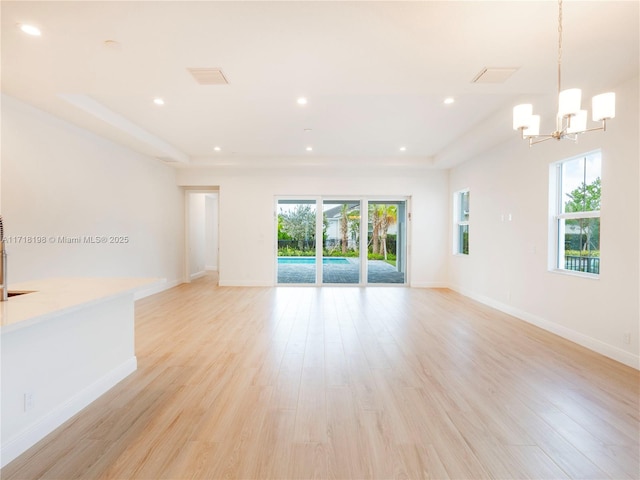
[134,278,181,300]
[0,357,137,468]
[410,281,449,288]
[205,266,218,272]
[448,284,639,370]
[219,280,273,287]
[190,271,206,281]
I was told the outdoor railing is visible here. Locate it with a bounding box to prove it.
[565,255,600,274]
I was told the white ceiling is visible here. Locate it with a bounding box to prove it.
[2,1,638,169]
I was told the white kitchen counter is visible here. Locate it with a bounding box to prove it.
[0,277,162,334]
[1,276,163,467]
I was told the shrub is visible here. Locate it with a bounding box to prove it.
[278,247,314,257]
[367,253,396,261]
[323,249,359,257]
[565,250,600,257]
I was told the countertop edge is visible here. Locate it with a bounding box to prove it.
[1,277,164,334]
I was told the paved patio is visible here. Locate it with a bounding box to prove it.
[277,259,405,284]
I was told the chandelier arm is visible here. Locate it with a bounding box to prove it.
[578,123,608,134]
[528,136,556,146]
[526,134,555,140]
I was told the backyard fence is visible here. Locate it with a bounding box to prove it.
[565,255,600,274]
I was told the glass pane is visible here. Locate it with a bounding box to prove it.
[559,217,600,274]
[322,200,360,284]
[561,152,601,213]
[368,202,406,284]
[277,200,317,283]
[458,224,469,255]
[459,191,469,222]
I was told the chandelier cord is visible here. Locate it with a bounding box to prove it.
[557,0,563,96]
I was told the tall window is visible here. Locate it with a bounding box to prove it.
[551,150,601,276]
[454,189,469,255]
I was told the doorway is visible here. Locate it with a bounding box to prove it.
[185,190,219,283]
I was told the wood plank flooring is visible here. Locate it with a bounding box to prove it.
[2,274,639,479]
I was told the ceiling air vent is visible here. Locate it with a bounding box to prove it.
[471,67,519,84]
[187,67,229,85]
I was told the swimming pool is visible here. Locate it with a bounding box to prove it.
[278,257,349,265]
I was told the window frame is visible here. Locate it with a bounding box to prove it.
[453,188,470,256]
[549,150,601,278]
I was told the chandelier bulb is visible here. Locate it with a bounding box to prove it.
[558,88,582,117]
[592,92,616,121]
[513,104,533,130]
[523,115,541,137]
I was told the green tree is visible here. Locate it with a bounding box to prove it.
[565,177,601,252]
[279,205,316,251]
[368,204,398,259]
[349,208,360,246]
[565,177,601,213]
[277,215,291,240]
[379,205,397,260]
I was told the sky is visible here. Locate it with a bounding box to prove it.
[561,150,601,210]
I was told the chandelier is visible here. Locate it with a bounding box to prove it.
[513,0,615,146]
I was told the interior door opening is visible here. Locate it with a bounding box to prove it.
[185,189,219,285]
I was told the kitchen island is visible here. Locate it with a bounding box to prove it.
[0,277,161,467]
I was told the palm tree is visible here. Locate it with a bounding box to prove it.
[340,204,349,254]
[379,205,397,260]
[348,208,360,247]
[370,206,381,254]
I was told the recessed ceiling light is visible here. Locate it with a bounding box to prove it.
[444,97,455,105]
[297,97,308,106]
[153,98,165,106]
[214,146,221,152]
[304,128,312,132]
[399,146,407,152]
[306,146,313,152]
[19,24,41,36]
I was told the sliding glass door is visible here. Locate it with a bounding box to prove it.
[276,197,408,285]
[367,201,407,284]
[322,200,361,284]
[276,199,317,284]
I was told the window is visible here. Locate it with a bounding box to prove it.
[551,150,601,276]
[454,189,469,255]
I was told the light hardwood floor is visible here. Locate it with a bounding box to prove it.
[3,274,639,479]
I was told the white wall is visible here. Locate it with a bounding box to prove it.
[177,167,449,287]
[448,75,640,368]
[205,194,219,271]
[1,94,184,290]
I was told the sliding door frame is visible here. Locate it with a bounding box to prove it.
[275,195,411,286]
